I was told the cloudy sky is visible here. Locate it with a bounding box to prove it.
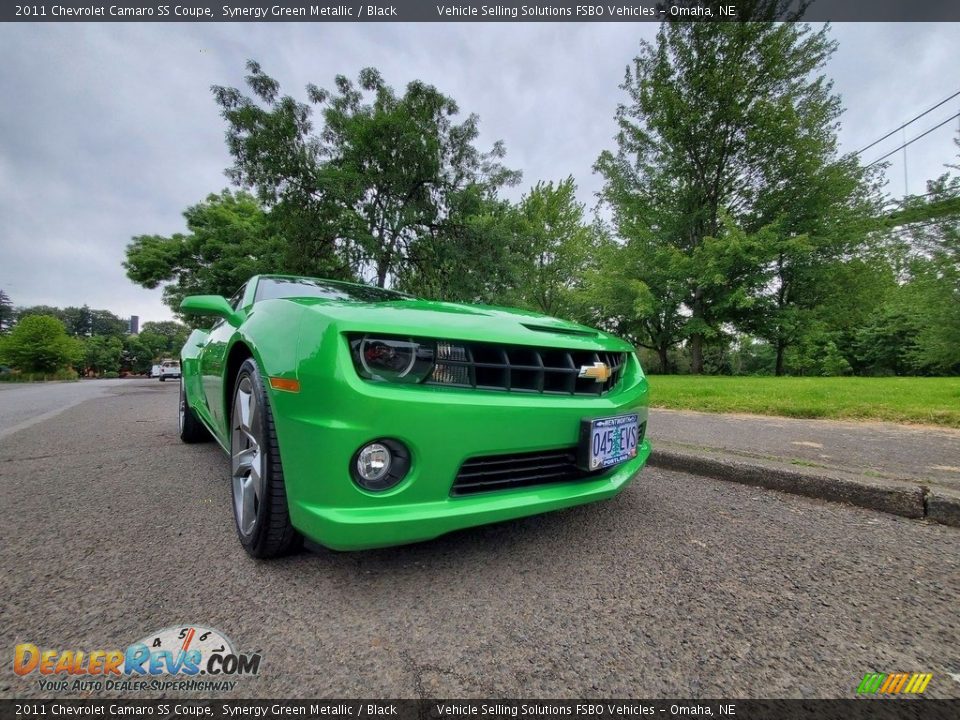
[1,21,959,325]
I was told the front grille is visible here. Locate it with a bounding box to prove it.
[429,342,627,395]
[451,446,604,496]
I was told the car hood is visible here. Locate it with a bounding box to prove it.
[285,297,633,351]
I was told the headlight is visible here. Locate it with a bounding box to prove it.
[349,335,435,383]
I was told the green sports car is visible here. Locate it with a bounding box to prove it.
[178,274,651,557]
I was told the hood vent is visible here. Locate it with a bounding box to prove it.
[521,323,598,337]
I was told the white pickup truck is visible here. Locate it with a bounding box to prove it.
[158,360,181,382]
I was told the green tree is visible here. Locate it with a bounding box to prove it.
[852,298,923,376]
[83,335,124,375]
[897,151,960,374]
[137,331,169,360]
[17,305,67,324]
[396,190,525,303]
[0,289,13,334]
[908,268,960,374]
[124,190,283,315]
[0,315,83,373]
[17,304,129,338]
[742,135,879,375]
[122,335,157,374]
[597,13,873,373]
[62,305,93,336]
[212,62,520,289]
[123,329,182,371]
[88,309,128,337]
[140,321,190,355]
[575,231,686,374]
[505,177,600,317]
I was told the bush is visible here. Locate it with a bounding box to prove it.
[0,368,79,382]
[102,371,120,379]
[83,335,124,376]
[820,341,853,376]
[0,315,83,373]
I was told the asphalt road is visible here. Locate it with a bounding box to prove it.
[1,380,959,699]
[0,379,123,440]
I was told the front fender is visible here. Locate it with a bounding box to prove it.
[180,328,210,417]
[230,300,310,384]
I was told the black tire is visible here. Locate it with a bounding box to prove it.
[230,357,301,559]
[159,376,166,382]
[178,376,211,443]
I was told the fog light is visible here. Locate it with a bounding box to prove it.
[357,443,391,482]
[350,439,411,491]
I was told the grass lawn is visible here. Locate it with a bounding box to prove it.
[648,375,960,428]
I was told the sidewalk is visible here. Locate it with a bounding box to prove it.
[646,408,960,527]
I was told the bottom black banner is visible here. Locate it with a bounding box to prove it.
[2,699,959,720]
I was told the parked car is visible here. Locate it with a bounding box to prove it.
[159,360,181,381]
[150,364,162,378]
[178,275,650,558]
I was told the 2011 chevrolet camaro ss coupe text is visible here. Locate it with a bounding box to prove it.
[178,275,651,557]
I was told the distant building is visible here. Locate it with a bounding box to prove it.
[128,315,139,335]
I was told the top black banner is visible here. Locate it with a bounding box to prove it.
[5,0,960,23]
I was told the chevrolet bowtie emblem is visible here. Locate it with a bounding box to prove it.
[578,361,612,383]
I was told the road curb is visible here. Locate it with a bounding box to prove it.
[648,445,960,528]
[926,486,960,527]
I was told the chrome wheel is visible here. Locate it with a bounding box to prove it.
[178,378,185,434]
[231,375,263,537]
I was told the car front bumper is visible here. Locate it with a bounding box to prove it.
[291,444,649,550]
[269,339,650,550]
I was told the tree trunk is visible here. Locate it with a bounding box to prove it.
[658,345,671,375]
[774,256,788,376]
[689,290,704,375]
[690,335,704,374]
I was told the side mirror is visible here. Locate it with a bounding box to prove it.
[180,295,244,328]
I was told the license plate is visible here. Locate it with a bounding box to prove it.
[577,414,640,471]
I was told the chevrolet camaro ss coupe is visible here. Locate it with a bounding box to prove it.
[178,275,651,558]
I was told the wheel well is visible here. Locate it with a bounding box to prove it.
[224,342,254,421]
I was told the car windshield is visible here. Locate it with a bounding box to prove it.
[254,277,412,304]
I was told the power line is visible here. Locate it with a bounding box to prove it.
[865,111,960,168]
[882,187,960,206]
[887,216,957,233]
[855,88,960,156]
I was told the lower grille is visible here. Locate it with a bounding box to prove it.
[451,446,604,496]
